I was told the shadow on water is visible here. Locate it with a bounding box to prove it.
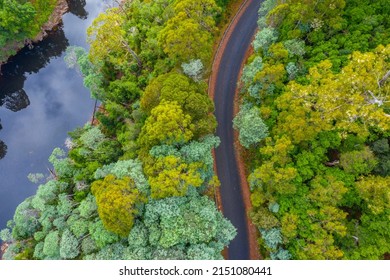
[0,27,69,113]
[0,0,100,234]
[0,117,6,159]
[68,0,89,19]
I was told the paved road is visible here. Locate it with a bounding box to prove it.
[213,0,261,260]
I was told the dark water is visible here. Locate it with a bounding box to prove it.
[0,0,108,230]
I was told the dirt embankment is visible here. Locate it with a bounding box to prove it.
[32,0,69,43]
[0,242,9,260]
[0,0,69,66]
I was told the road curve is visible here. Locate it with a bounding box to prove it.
[211,0,261,260]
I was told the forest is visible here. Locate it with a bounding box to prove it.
[0,0,236,260]
[0,0,59,63]
[234,0,390,259]
[1,0,389,260]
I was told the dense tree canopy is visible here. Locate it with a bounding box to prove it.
[1,0,235,260]
[91,175,145,237]
[0,0,58,62]
[236,0,390,260]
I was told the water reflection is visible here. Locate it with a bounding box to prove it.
[68,0,89,19]
[0,27,68,113]
[0,0,89,116]
[0,120,5,159]
[0,140,6,160]
[0,0,106,231]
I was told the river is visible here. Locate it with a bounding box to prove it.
[0,0,108,230]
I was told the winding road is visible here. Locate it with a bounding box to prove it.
[210,0,261,260]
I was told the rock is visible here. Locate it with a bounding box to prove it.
[0,242,10,260]
[33,0,70,43]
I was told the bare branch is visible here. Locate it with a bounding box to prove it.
[379,70,390,86]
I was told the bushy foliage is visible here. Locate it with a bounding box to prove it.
[242,0,390,260]
[252,28,278,53]
[2,0,235,261]
[12,198,40,240]
[59,229,80,259]
[182,59,204,82]
[94,159,149,195]
[233,105,268,148]
[0,0,58,62]
[91,175,145,237]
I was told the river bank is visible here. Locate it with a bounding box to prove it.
[0,0,104,252]
[0,0,69,67]
[0,242,8,260]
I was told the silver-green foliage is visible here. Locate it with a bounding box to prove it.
[284,39,306,57]
[60,229,80,259]
[286,62,298,80]
[181,59,204,82]
[151,247,187,260]
[186,243,223,260]
[12,198,40,239]
[27,173,45,184]
[143,191,236,250]
[233,105,269,148]
[43,230,60,259]
[64,46,103,99]
[33,242,45,259]
[49,148,75,178]
[257,0,277,28]
[67,214,89,238]
[57,194,73,216]
[270,248,292,260]
[94,159,149,194]
[180,135,220,168]
[252,27,278,53]
[149,135,220,183]
[79,125,106,150]
[78,194,98,219]
[81,236,98,255]
[89,220,120,249]
[241,56,263,87]
[88,242,126,260]
[0,228,12,242]
[260,228,282,250]
[268,202,280,213]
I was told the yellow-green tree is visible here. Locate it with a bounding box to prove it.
[146,155,204,199]
[138,100,194,150]
[87,8,141,71]
[91,175,144,237]
[275,45,390,143]
[158,0,220,63]
[140,72,216,136]
[356,176,390,215]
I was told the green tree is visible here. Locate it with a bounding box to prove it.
[233,105,269,148]
[11,198,40,240]
[252,27,278,52]
[147,155,204,199]
[140,73,216,136]
[143,192,236,250]
[356,176,390,215]
[91,175,145,236]
[87,7,141,71]
[88,220,120,249]
[0,0,36,43]
[159,14,212,63]
[340,147,378,176]
[43,231,60,259]
[138,100,194,150]
[182,59,204,81]
[59,229,80,259]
